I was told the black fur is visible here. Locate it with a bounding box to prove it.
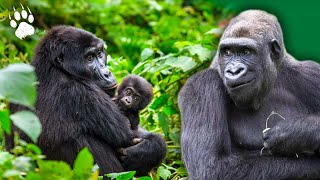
[115,74,153,130]
[6,25,166,177]
[179,10,320,179]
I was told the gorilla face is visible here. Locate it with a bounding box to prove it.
[219,37,261,91]
[217,35,281,108]
[47,26,118,97]
[118,87,142,111]
[117,75,153,111]
[84,42,118,97]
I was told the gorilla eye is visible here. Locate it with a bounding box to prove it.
[243,49,251,55]
[222,49,232,57]
[133,96,140,101]
[98,51,103,58]
[87,55,94,62]
[126,89,132,95]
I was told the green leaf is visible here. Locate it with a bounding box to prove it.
[138,177,152,180]
[174,41,194,50]
[10,111,42,143]
[164,56,197,72]
[163,106,178,116]
[0,152,13,166]
[0,109,11,134]
[106,171,136,180]
[157,166,171,180]
[187,44,212,62]
[177,167,188,175]
[149,94,168,110]
[37,161,73,179]
[25,172,41,180]
[26,144,42,155]
[132,60,150,74]
[0,64,37,109]
[158,112,169,136]
[140,48,154,61]
[13,156,32,172]
[205,27,224,36]
[169,128,180,145]
[3,170,20,178]
[73,147,94,179]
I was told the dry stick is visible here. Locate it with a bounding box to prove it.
[260,111,299,158]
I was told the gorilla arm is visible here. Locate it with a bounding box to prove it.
[178,68,320,180]
[119,127,166,176]
[263,61,320,156]
[37,81,135,150]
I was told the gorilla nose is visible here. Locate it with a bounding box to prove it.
[225,63,247,80]
[103,70,110,78]
[124,97,131,104]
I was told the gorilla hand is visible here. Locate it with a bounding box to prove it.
[263,119,318,156]
[118,138,143,155]
[119,133,166,176]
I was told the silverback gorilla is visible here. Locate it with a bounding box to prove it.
[6,26,166,177]
[179,10,320,179]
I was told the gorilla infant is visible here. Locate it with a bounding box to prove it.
[6,26,166,177]
[179,10,320,179]
[115,75,153,130]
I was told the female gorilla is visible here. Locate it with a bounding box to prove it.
[6,26,166,176]
[179,10,320,179]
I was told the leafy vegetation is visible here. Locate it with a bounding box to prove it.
[0,0,231,179]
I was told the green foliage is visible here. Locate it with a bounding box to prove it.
[10,111,41,143]
[156,166,171,180]
[106,171,136,180]
[73,148,95,179]
[0,64,37,109]
[0,0,231,179]
[0,141,99,179]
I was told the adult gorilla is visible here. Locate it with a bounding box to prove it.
[6,26,166,176]
[179,10,320,179]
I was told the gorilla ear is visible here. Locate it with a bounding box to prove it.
[270,39,282,61]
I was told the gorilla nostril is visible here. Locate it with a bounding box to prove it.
[234,67,244,75]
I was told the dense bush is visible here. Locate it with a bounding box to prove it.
[0,0,231,179]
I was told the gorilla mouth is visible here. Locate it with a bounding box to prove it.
[229,78,255,89]
[120,100,131,108]
[106,83,118,90]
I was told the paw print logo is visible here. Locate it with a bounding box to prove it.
[9,4,35,40]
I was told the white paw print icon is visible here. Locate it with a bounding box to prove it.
[9,4,35,40]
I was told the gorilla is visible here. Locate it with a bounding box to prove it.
[178,10,320,179]
[115,74,153,131]
[6,26,166,177]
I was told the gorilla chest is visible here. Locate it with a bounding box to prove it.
[228,94,306,150]
[228,111,265,149]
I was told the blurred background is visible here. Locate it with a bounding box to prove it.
[0,0,319,179]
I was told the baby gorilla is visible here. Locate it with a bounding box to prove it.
[115,75,153,130]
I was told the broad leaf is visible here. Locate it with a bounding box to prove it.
[140,48,154,61]
[187,44,212,62]
[149,94,168,110]
[158,112,169,136]
[0,109,10,134]
[106,171,136,180]
[157,166,171,180]
[164,56,197,72]
[0,64,37,109]
[73,148,94,179]
[37,161,72,179]
[10,111,41,143]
